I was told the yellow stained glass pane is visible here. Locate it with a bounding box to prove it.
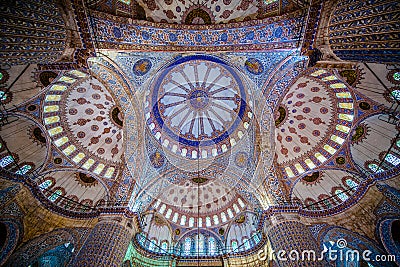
[315,152,327,163]
[48,126,63,136]
[82,158,95,169]
[310,69,327,77]
[44,105,59,113]
[305,159,316,169]
[336,92,352,98]
[285,167,295,177]
[63,145,76,156]
[45,95,61,102]
[295,163,305,174]
[54,136,68,147]
[322,75,337,81]
[94,163,105,175]
[324,144,337,154]
[59,76,76,83]
[339,114,354,121]
[331,135,345,145]
[330,83,346,89]
[69,70,86,77]
[44,116,60,125]
[339,103,353,109]
[50,84,67,91]
[72,152,85,163]
[105,167,115,178]
[336,124,350,133]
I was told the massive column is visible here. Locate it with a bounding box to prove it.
[265,208,325,267]
[72,211,136,267]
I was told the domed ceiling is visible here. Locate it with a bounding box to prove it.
[135,0,280,24]
[145,55,253,159]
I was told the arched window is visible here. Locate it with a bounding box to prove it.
[231,240,238,252]
[161,241,168,252]
[319,195,333,209]
[391,90,400,101]
[205,217,211,227]
[80,199,93,212]
[208,237,216,255]
[148,238,157,252]
[180,215,186,226]
[334,189,348,202]
[184,237,191,255]
[195,234,205,255]
[385,153,400,166]
[243,238,251,250]
[213,215,219,225]
[64,196,78,211]
[0,155,14,168]
[253,232,261,244]
[39,179,53,190]
[188,217,195,227]
[15,164,33,175]
[344,178,358,189]
[48,189,62,202]
[220,212,227,223]
[368,163,384,173]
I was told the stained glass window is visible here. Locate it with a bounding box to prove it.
[15,164,32,175]
[206,216,211,227]
[221,212,227,223]
[0,91,6,101]
[322,198,332,209]
[189,217,194,227]
[195,234,204,255]
[180,215,186,226]
[263,0,277,4]
[165,209,172,219]
[391,90,400,101]
[231,240,238,252]
[148,239,156,251]
[0,155,14,167]
[227,208,234,218]
[49,189,62,202]
[368,163,384,173]
[213,215,219,225]
[184,237,191,255]
[161,241,168,252]
[208,237,216,255]
[385,153,400,166]
[233,203,240,213]
[39,179,53,190]
[335,189,348,201]
[253,232,261,244]
[118,0,131,4]
[243,238,251,250]
[345,178,358,189]
[393,72,400,81]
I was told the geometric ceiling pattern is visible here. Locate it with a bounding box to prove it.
[1,0,400,265]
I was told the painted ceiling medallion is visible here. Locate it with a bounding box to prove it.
[301,171,322,186]
[0,69,10,84]
[75,172,98,188]
[146,55,252,159]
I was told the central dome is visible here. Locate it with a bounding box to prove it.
[146,55,252,159]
